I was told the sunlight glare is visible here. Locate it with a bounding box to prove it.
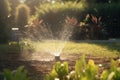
[54,52,60,57]
[52,1,55,4]
[47,0,55,4]
[20,0,25,3]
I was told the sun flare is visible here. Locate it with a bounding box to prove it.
[19,0,26,3]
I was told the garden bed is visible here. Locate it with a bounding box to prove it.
[0,52,119,80]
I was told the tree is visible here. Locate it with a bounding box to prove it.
[0,0,11,43]
[15,4,30,33]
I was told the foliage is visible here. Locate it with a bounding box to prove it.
[70,55,98,80]
[77,14,108,40]
[85,60,98,80]
[3,66,29,80]
[101,60,120,80]
[87,3,120,38]
[48,62,69,80]
[24,16,77,40]
[35,2,87,34]
[75,55,86,79]
[15,4,30,33]
[24,18,50,40]
[34,2,120,39]
[8,0,20,14]
[48,55,120,80]
[0,0,11,18]
[25,0,49,15]
[0,0,11,43]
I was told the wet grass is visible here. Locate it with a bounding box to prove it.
[0,40,120,58]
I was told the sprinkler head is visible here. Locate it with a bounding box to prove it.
[55,55,60,61]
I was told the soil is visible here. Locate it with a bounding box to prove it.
[0,52,119,80]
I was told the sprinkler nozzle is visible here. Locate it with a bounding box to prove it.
[55,55,60,61]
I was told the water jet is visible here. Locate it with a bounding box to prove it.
[22,17,76,61]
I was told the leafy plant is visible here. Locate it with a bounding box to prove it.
[74,55,86,79]
[101,60,120,80]
[79,14,108,40]
[48,55,120,80]
[3,66,29,80]
[74,55,98,80]
[48,62,69,80]
[85,59,98,80]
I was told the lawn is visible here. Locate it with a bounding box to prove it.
[0,40,120,58]
[23,40,120,58]
[64,41,120,57]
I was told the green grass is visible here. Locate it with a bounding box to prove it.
[0,40,120,58]
[63,41,120,57]
[26,40,120,58]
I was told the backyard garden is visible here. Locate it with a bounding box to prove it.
[0,0,120,80]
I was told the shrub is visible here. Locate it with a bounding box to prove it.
[77,14,108,40]
[35,2,87,35]
[35,2,120,39]
[87,3,120,38]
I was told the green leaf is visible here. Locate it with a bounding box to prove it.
[3,69,12,80]
[101,70,109,80]
[75,55,86,79]
[49,69,58,80]
[85,59,98,80]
